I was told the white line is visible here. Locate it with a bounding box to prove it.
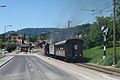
[26,59,28,62]
[30,68,34,72]
[25,57,29,62]
[26,59,29,62]
[28,64,32,67]
[27,61,30,64]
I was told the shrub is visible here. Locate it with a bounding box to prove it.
[6,43,17,52]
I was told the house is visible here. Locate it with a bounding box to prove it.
[7,33,23,43]
[19,43,29,52]
[35,40,47,48]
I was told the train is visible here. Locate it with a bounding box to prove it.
[44,39,83,62]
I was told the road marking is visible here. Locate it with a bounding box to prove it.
[28,64,32,67]
[30,68,34,72]
[26,59,34,72]
[28,61,30,64]
[25,57,29,62]
[26,59,28,62]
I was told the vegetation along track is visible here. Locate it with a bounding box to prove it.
[75,63,120,76]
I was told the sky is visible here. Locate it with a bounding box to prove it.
[0,0,112,34]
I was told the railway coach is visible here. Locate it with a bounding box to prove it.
[44,39,83,62]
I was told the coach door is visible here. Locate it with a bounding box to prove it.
[73,43,79,57]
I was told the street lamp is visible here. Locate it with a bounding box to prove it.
[0,5,7,8]
[4,25,12,54]
[4,25,12,43]
[4,25,12,34]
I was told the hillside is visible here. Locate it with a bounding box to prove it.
[2,24,90,40]
[1,28,61,37]
[17,28,61,36]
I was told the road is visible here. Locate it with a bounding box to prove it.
[0,55,79,80]
[0,54,119,80]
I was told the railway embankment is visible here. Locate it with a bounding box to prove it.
[84,46,120,68]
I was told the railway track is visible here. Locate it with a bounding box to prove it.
[45,54,120,76]
[75,63,120,76]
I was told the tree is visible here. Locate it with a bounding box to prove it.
[0,40,4,49]
[29,36,37,43]
[85,16,113,48]
[116,0,120,42]
[0,34,5,42]
[40,33,50,40]
[116,0,120,22]
[6,43,17,52]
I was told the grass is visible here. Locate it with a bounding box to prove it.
[84,46,120,68]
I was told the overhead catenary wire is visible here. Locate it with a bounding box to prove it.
[77,1,113,24]
[81,0,112,13]
[70,1,113,27]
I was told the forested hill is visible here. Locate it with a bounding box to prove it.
[17,28,61,36]
[3,24,90,37]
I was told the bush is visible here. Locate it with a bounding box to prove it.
[6,43,17,52]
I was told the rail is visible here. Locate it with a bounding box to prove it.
[75,63,120,76]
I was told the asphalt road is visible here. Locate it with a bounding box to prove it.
[0,55,79,80]
[0,55,119,80]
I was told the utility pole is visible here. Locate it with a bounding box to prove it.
[68,21,73,39]
[22,33,25,44]
[112,0,117,66]
[68,21,71,28]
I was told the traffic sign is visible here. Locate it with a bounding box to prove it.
[101,25,108,59]
[101,25,108,34]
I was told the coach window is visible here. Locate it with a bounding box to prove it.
[74,45,78,50]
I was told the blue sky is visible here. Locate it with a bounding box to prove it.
[0,0,112,34]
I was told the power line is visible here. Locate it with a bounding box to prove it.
[76,1,113,25]
[81,1,112,14]
[102,4,112,10]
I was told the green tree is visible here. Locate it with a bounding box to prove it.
[116,0,120,42]
[29,36,37,43]
[0,40,4,49]
[0,35,5,49]
[86,16,113,48]
[40,33,49,40]
[116,0,120,22]
[6,43,17,52]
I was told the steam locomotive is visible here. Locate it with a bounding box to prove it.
[44,39,83,62]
